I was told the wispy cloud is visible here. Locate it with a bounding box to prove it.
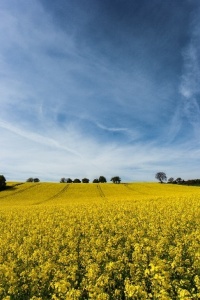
[179,5,200,132]
[0,119,81,157]
[94,122,140,142]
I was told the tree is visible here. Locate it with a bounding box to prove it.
[175,177,183,184]
[0,175,6,190]
[73,178,81,183]
[66,178,73,183]
[99,176,107,183]
[26,177,34,182]
[111,176,121,184]
[60,178,73,183]
[168,177,174,183]
[26,177,40,182]
[155,172,167,183]
[93,178,99,183]
[33,178,40,182]
[60,177,67,183]
[82,178,89,183]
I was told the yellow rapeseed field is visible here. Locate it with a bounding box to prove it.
[0,182,199,299]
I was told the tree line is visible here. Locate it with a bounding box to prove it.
[26,176,121,184]
[60,176,121,184]
[155,172,200,186]
[1,172,200,191]
[0,175,121,190]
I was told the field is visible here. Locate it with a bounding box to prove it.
[0,182,200,299]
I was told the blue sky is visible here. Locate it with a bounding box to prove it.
[1,0,200,182]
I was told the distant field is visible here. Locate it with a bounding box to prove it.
[0,183,200,299]
[1,181,200,206]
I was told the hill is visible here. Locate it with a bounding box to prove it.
[0,181,199,207]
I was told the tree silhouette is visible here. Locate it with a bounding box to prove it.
[66,178,73,183]
[73,178,81,183]
[99,176,107,183]
[155,172,167,183]
[175,177,183,184]
[168,177,174,183]
[60,178,67,183]
[0,175,6,190]
[26,177,34,182]
[111,176,121,184]
[82,178,89,183]
[93,179,99,183]
[33,178,40,182]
